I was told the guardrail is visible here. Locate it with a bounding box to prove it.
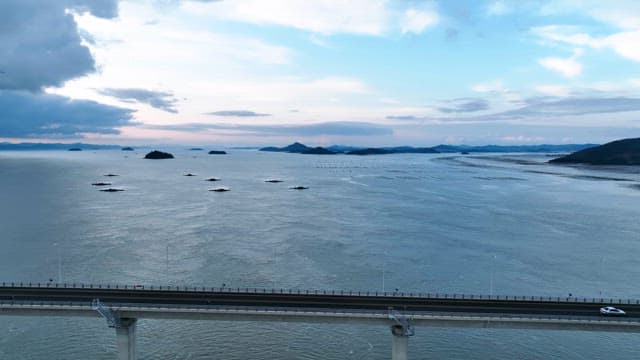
[1,282,638,305]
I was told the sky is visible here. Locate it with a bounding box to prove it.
[1,0,640,146]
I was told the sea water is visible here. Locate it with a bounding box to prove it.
[0,150,639,359]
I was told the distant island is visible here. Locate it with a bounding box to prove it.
[144,150,174,159]
[121,147,134,151]
[549,138,640,165]
[208,150,227,155]
[302,147,337,155]
[68,148,82,151]
[259,142,596,155]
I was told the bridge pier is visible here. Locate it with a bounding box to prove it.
[391,325,409,360]
[115,318,137,360]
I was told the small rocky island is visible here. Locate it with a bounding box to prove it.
[549,138,640,165]
[208,150,227,155]
[91,182,111,186]
[99,188,125,192]
[144,150,174,159]
[209,187,230,192]
[121,147,134,151]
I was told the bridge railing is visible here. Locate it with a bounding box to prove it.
[1,281,639,305]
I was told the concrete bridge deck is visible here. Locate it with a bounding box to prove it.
[2,283,640,360]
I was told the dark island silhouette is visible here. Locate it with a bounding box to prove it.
[68,148,82,151]
[209,187,230,192]
[347,148,393,155]
[91,182,112,186]
[208,150,227,155]
[99,188,125,192]
[259,142,592,155]
[205,177,221,182]
[550,138,640,165]
[144,150,174,159]
[260,142,311,153]
[121,147,134,151]
[302,147,337,155]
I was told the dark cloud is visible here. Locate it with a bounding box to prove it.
[471,96,640,121]
[207,110,271,117]
[0,91,134,138]
[0,1,137,139]
[0,0,119,92]
[99,88,178,113]
[145,121,393,137]
[386,115,420,120]
[438,98,489,113]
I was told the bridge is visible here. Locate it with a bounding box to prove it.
[2,283,640,360]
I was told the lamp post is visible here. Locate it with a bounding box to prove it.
[490,254,496,296]
[53,242,62,283]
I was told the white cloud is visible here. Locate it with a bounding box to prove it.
[534,85,571,97]
[181,0,441,36]
[532,26,640,63]
[182,0,390,36]
[471,79,507,93]
[538,49,583,78]
[539,0,640,30]
[531,25,600,47]
[486,1,510,16]
[400,7,439,34]
[605,30,640,62]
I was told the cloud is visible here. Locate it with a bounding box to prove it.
[98,88,178,113]
[532,25,640,63]
[145,121,393,137]
[538,1,640,30]
[206,110,270,117]
[470,79,507,93]
[605,30,640,62]
[0,90,134,138]
[486,1,511,16]
[386,115,420,121]
[181,0,441,36]
[182,0,390,35]
[538,50,583,78]
[0,0,119,92]
[437,98,490,113]
[401,6,440,34]
[534,85,571,97]
[457,96,640,122]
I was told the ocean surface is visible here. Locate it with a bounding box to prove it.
[1,149,639,359]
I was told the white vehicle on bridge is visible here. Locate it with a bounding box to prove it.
[600,306,626,316]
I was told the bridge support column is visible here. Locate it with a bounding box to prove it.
[391,325,409,360]
[115,318,137,360]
